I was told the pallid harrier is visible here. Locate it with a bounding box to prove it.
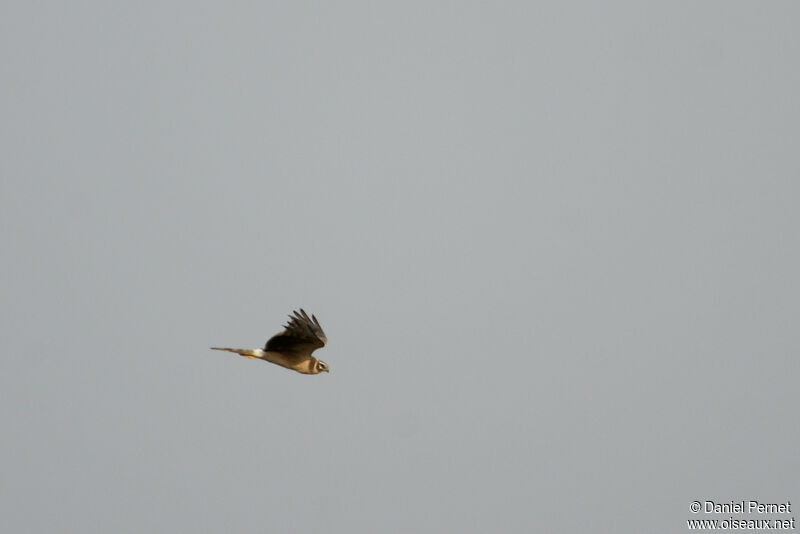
[211,309,329,374]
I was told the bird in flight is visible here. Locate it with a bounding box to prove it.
[211,309,329,374]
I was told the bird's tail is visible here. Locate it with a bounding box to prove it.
[210,347,263,359]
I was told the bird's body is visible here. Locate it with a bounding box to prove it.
[211,309,329,375]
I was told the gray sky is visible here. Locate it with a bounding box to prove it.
[2,2,798,533]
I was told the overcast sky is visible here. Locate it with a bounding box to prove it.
[2,2,798,533]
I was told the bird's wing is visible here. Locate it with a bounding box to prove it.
[264,309,327,359]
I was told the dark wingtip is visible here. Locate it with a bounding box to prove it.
[285,308,322,330]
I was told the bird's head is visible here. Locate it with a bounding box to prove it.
[314,360,330,373]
